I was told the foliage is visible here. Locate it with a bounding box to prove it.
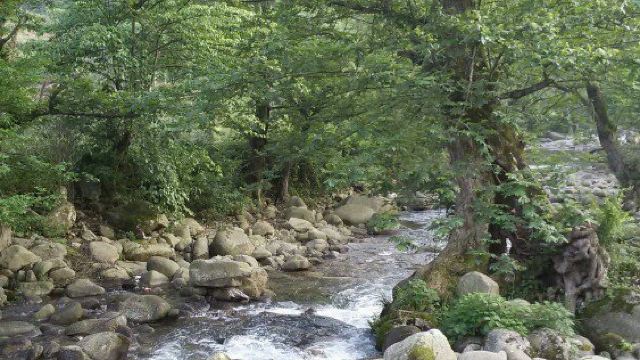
[389,235,418,252]
[391,279,441,313]
[367,212,400,235]
[408,345,435,360]
[593,194,632,246]
[440,293,575,343]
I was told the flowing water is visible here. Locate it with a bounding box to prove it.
[134,210,444,360]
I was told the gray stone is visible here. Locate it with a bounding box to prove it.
[288,196,307,208]
[147,256,180,278]
[382,325,421,352]
[457,271,500,296]
[99,225,116,239]
[78,332,129,360]
[334,204,376,225]
[115,261,147,277]
[46,201,76,232]
[383,329,456,360]
[0,245,41,271]
[210,228,255,256]
[58,345,90,360]
[286,206,316,223]
[34,304,56,320]
[30,242,67,260]
[50,267,76,285]
[100,267,130,280]
[190,259,252,287]
[123,242,175,262]
[18,280,54,297]
[119,294,171,323]
[65,315,127,336]
[527,328,571,360]
[89,242,119,264]
[282,255,311,271]
[207,353,231,360]
[140,270,169,287]
[0,320,40,337]
[0,224,10,253]
[485,329,531,354]
[50,302,83,325]
[252,221,275,237]
[252,247,272,260]
[459,351,508,360]
[192,236,209,259]
[287,218,315,232]
[66,279,105,298]
[505,349,533,360]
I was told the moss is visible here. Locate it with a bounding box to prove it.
[370,315,395,350]
[408,344,435,360]
[598,332,633,353]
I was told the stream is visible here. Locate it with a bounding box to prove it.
[133,210,444,360]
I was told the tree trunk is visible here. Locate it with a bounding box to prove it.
[277,161,292,203]
[586,82,639,210]
[245,102,270,204]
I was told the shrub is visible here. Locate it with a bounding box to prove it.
[409,344,435,360]
[440,293,575,342]
[367,212,400,235]
[594,194,631,246]
[392,279,441,313]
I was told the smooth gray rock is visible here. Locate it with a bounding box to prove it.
[458,351,508,360]
[147,256,180,278]
[189,259,252,288]
[0,245,41,271]
[0,320,40,337]
[50,302,83,325]
[484,329,531,354]
[118,294,171,323]
[89,242,119,264]
[140,270,169,287]
[31,242,67,260]
[66,279,105,298]
[210,228,255,256]
[78,331,129,360]
[383,329,456,360]
[457,271,500,296]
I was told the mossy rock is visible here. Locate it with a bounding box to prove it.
[409,344,435,360]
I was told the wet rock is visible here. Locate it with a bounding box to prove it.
[382,325,421,352]
[89,242,120,264]
[119,294,171,323]
[123,242,175,262]
[0,245,41,271]
[209,287,250,302]
[484,329,531,354]
[31,242,67,260]
[147,256,180,278]
[34,303,56,320]
[459,351,508,360]
[50,302,83,325]
[282,255,311,271]
[65,315,127,336]
[383,329,456,360]
[58,345,90,360]
[0,337,35,359]
[207,353,231,360]
[210,228,255,256]
[0,320,40,337]
[19,280,54,297]
[66,279,105,298]
[252,221,275,237]
[78,331,129,360]
[457,271,499,296]
[140,270,169,287]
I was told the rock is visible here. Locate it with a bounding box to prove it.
[163,233,181,248]
[0,338,35,359]
[306,238,329,252]
[99,225,116,239]
[0,245,41,271]
[140,270,169,287]
[239,267,268,299]
[192,236,209,260]
[0,287,6,305]
[119,294,171,323]
[334,204,376,225]
[343,194,389,212]
[115,261,147,277]
[147,256,180,278]
[459,351,508,360]
[66,279,105,298]
[78,332,129,360]
[50,302,83,325]
[252,247,272,260]
[286,206,316,223]
[31,242,67,260]
[100,267,130,280]
[209,287,250,302]
[18,280,54,297]
[383,329,456,360]
[457,271,500,296]
[176,218,205,237]
[50,267,76,285]
[287,218,315,232]
[484,329,531,354]
[582,290,640,347]
[263,205,277,219]
[252,221,275,237]
[527,328,571,360]
[211,228,255,256]
[123,242,175,262]
[568,335,595,358]
[46,201,76,232]
[288,196,307,208]
[58,345,90,360]
[282,255,311,271]
[382,325,421,352]
[0,320,40,337]
[208,353,231,360]
[89,242,120,264]
[579,357,609,360]
[0,224,10,254]
[65,315,127,336]
[81,228,98,242]
[190,259,252,287]
[34,303,56,320]
[325,213,343,227]
[505,349,533,360]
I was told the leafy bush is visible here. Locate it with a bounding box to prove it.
[367,212,400,235]
[392,279,441,313]
[594,194,631,246]
[389,235,418,252]
[440,293,575,342]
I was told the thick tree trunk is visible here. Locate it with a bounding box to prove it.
[277,161,292,203]
[245,102,270,204]
[586,82,639,210]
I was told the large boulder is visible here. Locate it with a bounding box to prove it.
[287,218,315,232]
[334,204,376,225]
[0,245,41,271]
[192,236,209,259]
[147,256,180,278]
[119,294,171,323]
[89,242,120,264]
[190,259,252,288]
[50,302,84,326]
[382,326,422,352]
[0,320,40,337]
[281,255,311,271]
[527,328,573,360]
[383,329,456,360]
[78,332,129,360]
[175,218,205,237]
[65,315,127,336]
[123,242,175,262]
[30,242,67,260]
[45,201,76,232]
[484,329,531,354]
[140,270,169,287]
[343,194,390,213]
[210,228,255,256]
[285,207,316,223]
[457,271,500,296]
[582,290,640,349]
[251,221,275,237]
[66,279,105,298]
